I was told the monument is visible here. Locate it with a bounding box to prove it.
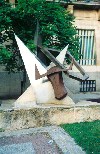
[14,35,89,108]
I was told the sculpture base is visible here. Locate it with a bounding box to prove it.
[14,82,75,109]
[0,102,100,131]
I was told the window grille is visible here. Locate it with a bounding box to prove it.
[80,80,96,92]
[77,29,96,65]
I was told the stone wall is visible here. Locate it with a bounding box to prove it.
[0,72,23,99]
[0,105,99,130]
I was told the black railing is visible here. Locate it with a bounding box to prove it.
[80,80,96,92]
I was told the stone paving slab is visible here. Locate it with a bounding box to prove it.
[0,132,61,154]
[0,142,35,154]
[0,126,85,154]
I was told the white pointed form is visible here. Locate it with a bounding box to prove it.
[56,45,68,64]
[15,35,47,87]
[47,45,68,69]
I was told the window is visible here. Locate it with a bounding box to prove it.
[80,80,96,92]
[77,29,96,65]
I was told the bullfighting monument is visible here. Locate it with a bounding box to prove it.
[14,35,88,108]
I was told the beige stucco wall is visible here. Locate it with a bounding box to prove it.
[74,9,99,20]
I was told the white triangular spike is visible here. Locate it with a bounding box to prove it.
[56,45,68,64]
[47,45,68,69]
[15,35,47,86]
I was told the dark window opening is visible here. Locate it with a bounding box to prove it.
[80,80,96,92]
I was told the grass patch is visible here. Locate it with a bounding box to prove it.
[60,120,100,154]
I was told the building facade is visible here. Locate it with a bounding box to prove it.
[66,1,100,93]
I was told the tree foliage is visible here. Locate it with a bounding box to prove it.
[0,0,20,72]
[0,0,79,72]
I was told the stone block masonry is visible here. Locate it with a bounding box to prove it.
[0,104,100,131]
[0,72,23,99]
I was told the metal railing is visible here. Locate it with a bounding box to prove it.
[80,80,96,92]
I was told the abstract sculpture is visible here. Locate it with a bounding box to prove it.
[15,34,89,106]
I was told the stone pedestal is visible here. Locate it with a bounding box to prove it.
[14,81,75,109]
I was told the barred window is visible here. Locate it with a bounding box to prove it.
[80,80,96,92]
[77,29,96,65]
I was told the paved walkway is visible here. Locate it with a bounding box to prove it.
[0,126,85,154]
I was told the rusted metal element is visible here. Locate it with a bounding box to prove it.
[35,65,67,99]
[47,47,89,80]
[38,46,89,81]
[47,67,67,100]
[38,46,65,69]
[66,51,89,79]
